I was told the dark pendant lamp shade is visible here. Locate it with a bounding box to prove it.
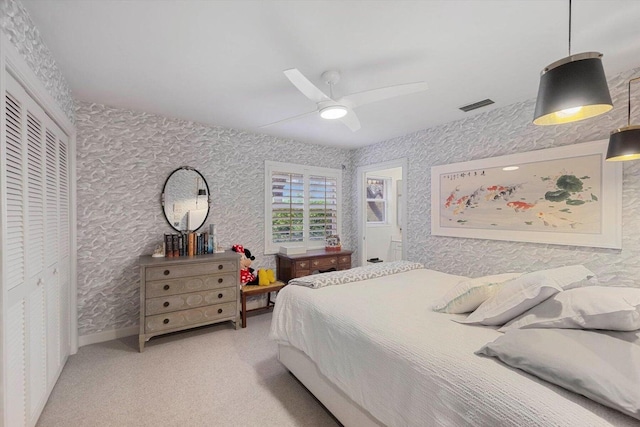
[606,126,640,161]
[606,76,640,161]
[533,52,613,126]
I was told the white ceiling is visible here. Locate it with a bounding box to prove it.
[21,0,640,149]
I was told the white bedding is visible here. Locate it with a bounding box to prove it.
[269,268,640,427]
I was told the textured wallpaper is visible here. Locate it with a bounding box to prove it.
[353,67,640,287]
[75,103,354,335]
[0,0,75,122]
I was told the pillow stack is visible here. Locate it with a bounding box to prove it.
[446,264,640,422]
[454,264,595,325]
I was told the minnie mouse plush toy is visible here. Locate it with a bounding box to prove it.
[231,244,259,286]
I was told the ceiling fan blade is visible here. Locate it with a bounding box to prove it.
[340,81,428,108]
[338,108,361,132]
[259,110,318,128]
[284,68,333,103]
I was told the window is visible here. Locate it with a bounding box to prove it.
[265,161,341,254]
[366,177,388,223]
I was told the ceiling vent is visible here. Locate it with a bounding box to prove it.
[459,99,495,112]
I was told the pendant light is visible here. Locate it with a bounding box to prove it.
[533,0,612,126]
[606,77,640,161]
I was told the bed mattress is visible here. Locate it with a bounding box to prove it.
[269,268,639,427]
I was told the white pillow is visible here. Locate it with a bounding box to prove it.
[432,273,522,314]
[477,328,640,421]
[458,265,595,326]
[499,286,640,332]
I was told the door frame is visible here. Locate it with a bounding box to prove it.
[356,158,407,266]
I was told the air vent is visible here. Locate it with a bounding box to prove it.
[459,99,495,112]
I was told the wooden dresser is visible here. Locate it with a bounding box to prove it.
[138,252,241,352]
[276,249,353,283]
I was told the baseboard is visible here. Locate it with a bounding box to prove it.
[78,326,138,347]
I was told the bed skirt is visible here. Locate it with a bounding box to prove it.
[278,344,384,427]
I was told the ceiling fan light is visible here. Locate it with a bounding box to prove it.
[320,105,348,120]
[606,126,640,161]
[533,52,613,126]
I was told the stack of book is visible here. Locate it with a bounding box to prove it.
[164,232,212,257]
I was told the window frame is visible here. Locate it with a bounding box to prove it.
[264,161,342,255]
[365,176,389,225]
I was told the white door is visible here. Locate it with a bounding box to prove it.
[357,159,407,266]
[4,71,71,427]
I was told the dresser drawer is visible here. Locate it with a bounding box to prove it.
[145,260,236,281]
[294,270,310,278]
[295,260,310,270]
[146,286,237,315]
[311,257,338,269]
[146,273,236,298]
[145,302,237,333]
[338,255,351,266]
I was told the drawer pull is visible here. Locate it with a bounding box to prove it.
[218,293,223,299]
[163,285,170,291]
[217,308,223,314]
[163,302,170,307]
[163,318,170,324]
[218,264,223,270]
[331,259,336,264]
[218,278,223,284]
[164,270,170,276]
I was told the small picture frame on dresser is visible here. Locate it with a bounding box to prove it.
[325,234,341,251]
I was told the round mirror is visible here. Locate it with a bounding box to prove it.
[161,166,210,232]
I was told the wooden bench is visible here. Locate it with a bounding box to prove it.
[240,281,286,328]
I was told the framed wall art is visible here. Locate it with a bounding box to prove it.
[430,140,623,249]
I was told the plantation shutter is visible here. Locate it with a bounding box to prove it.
[309,175,338,240]
[271,172,304,243]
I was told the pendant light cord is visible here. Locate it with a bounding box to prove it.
[568,0,572,56]
[628,77,640,126]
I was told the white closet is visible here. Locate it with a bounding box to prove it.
[2,69,72,426]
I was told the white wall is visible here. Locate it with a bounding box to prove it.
[74,102,355,336]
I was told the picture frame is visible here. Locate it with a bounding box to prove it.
[430,139,623,249]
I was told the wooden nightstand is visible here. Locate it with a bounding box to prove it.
[276,249,353,283]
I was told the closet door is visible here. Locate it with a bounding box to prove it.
[4,74,28,427]
[3,72,71,427]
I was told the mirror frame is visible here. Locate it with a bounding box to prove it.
[161,166,211,232]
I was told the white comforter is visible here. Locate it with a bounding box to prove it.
[269,268,640,427]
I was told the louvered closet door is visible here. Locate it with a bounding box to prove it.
[4,74,28,427]
[57,133,70,358]
[4,72,71,427]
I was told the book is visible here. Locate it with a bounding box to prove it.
[165,234,173,257]
[178,233,185,257]
[188,232,195,256]
[172,234,179,257]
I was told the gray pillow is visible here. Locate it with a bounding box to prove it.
[499,286,640,332]
[477,329,640,421]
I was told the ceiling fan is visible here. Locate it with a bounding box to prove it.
[261,68,428,132]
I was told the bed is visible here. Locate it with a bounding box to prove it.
[269,264,640,427]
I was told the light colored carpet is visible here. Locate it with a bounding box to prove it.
[37,312,340,427]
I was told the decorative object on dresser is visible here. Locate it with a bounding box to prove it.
[325,234,342,251]
[161,166,210,232]
[138,252,241,352]
[276,249,352,283]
